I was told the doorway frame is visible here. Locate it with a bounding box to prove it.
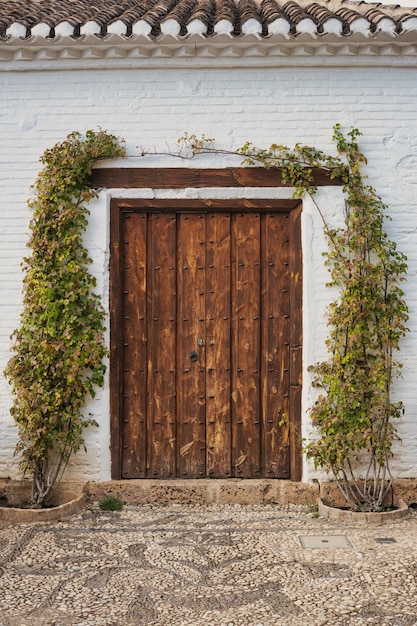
[110,194,302,480]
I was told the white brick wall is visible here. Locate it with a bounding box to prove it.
[1,65,416,482]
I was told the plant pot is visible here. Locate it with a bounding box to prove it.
[318,498,409,524]
[0,481,86,523]
[0,493,85,523]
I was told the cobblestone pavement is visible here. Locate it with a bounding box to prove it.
[0,503,416,626]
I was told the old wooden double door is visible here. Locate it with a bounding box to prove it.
[111,199,301,480]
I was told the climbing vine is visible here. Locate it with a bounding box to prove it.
[4,130,125,507]
[180,126,409,512]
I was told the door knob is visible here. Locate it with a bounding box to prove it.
[190,351,198,362]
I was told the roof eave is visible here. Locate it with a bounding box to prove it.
[1,31,417,70]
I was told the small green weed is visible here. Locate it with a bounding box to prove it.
[98,496,124,512]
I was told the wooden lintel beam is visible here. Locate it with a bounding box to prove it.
[113,198,300,211]
[91,167,342,189]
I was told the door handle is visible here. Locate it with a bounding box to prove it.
[190,351,198,362]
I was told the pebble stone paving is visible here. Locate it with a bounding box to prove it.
[0,503,416,625]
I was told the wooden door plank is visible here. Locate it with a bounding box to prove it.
[261,213,291,478]
[121,212,148,478]
[205,213,232,477]
[289,204,303,481]
[110,201,123,479]
[176,213,206,478]
[147,213,177,477]
[232,213,261,478]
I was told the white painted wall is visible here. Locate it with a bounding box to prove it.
[1,65,416,482]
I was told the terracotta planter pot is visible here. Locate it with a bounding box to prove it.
[318,498,409,523]
[0,487,86,523]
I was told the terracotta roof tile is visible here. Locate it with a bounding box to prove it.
[260,0,286,24]
[214,0,240,28]
[282,0,313,24]
[0,0,416,39]
[240,0,262,23]
[187,0,216,26]
[363,5,397,31]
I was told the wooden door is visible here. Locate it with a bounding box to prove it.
[111,200,302,480]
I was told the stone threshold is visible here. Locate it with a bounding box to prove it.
[85,479,319,507]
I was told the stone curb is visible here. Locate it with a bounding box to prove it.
[318,498,410,523]
[0,492,86,524]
